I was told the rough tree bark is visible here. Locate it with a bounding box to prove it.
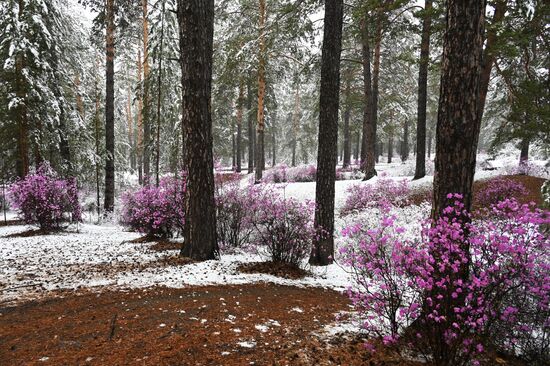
[103,0,115,213]
[236,80,244,172]
[432,0,485,219]
[478,0,506,125]
[137,49,144,184]
[401,118,409,162]
[142,0,151,179]
[177,0,218,260]
[360,15,376,179]
[310,0,344,266]
[413,0,432,180]
[371,12,382,166]
[126,75,135,170]
[255,0,266,183]
[271,110,277,166]
[519,137,529,166]
[291,84,301,167]
[15,30,29,178]
[342,76,351,168]
[155,0,166,186]
[246,81,254,174]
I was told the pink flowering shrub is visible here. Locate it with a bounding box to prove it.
[215,182,258,251]
[475,176,528,208]
[263,164,354,183]
[120,175,185,238]
[341,175,410,215]
[340,195,550,365]
[9,163,82,231]
[249,188,315,267]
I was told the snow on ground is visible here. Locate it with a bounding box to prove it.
[1,160,544,304]
[0,221,354,304]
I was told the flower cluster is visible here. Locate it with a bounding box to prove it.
[474,176,528,208]
[341,175,410,216]
[340,195,550,365]
[9,163,82,230]
[120,175,185,238]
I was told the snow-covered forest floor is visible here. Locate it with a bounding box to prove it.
[1,159,548,365]
[1,161,520,305]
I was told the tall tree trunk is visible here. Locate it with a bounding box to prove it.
[104,0,115,213]
[15,47,29,178]
[126,77,136,170]
[137,49,144,184]
[310,0,344,266]
[477,0,506,125]
[371,12,382,160]
[246,81,254,174]
[291,84,300,167]
[271,110,277,166]
[429,4,485,364]
[432,0,485,218]
[93,55,101,218]
[155,0,166,185]
[360,15,376,179]
[354,131,360,163]
[142,0,151,179]
[401,118,409,162]
[387,132,393,164]
[342,78,351,168]
[236,80,244,172]
[519,137,529,167]
[413,0,432,180]
[427,129,432,158]
[255,0,266,183]
[177,0,218,260]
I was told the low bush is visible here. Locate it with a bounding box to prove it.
[9,163,81,231]
[340,195,550,366]
[215,182,257,251]
[341,175,410,215]
[475,176,528,208]
[120,175,185,238]
[252,197,315,267]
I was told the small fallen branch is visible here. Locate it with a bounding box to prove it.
[108,313,118,341]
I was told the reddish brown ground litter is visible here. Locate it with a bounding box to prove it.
[1,284,370,366]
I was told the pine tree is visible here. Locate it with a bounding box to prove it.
[310,0,344,266]
[177,0,218,260]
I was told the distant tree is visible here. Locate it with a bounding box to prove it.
[310,0,344,266]
[413,0,432,180]
[177,0,218,260]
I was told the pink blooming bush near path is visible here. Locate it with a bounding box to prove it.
[340,175,411,216]
[9,163,82,231]
[340,195,550,366]
[120,175,186,238]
